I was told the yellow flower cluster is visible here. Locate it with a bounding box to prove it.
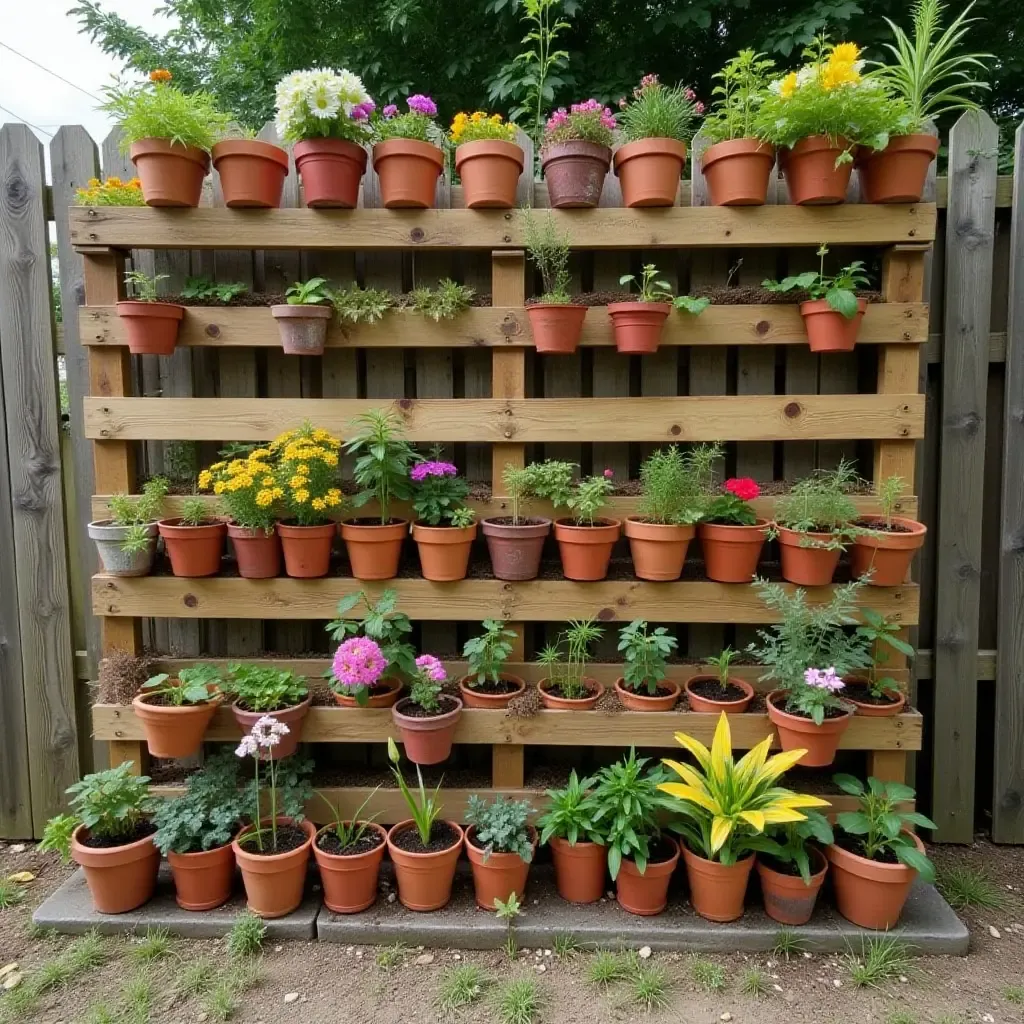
[449,110,518,145]
[149,68,173,83]
[199,452,284,531]
[778,41,862,100]
[75,176,146,207]
[270,423,345,526]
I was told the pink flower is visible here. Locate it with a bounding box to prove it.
[603,468,614,479]
[804,667,845,693]
[407,94,437,117]
[383,103,398,119]
[684,86,696,101]
[415,654,447,683]
[724,477,760,502]
[410,460,458,482]
[350,100,376,121]
[333,636,387,689]
[694,101,705,115]
[641,73,659,88]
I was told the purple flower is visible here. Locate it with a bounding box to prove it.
[410,460,458,482]
[333,636,387,689]
[603,468,614,479]
[804,666,845,693]
[407,94,437,117]
[383,103,398,119]
[415,654,447,683]
[350,100,376,121]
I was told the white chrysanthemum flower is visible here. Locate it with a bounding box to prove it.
[796,65,815,86]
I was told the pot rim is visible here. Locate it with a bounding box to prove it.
[613,676,682,700]
[773,523,842,543]
[623,516,696,539]
[231,693,312,717]
[698,518,770,535]
[458,673,527,696]
[392,694,464,724]
[386,818,465,858]
[293,137,368,158]
[540,139,613,162]
[857,133,940,160]
[130,137,210,163]
[275,520,338,536]
[88,518,159,533]
[454,138,525,168]
[313,820,389,859]
[701,137,775,166]
[116,300,186,317]
[537,677,604,703]
[800,297,868,316]
[270,303,333,319]
[766,688,854,725]
[606,300,673,314]
[227,523,277,537]
[614,137,688,165]
[549,834,606,850]
[618,834,680,875]
[480,516,552,535]
[71,822,158,868]
[825,829,924,880]
[552,516,621,533]
[157,517,227,534]
[681,843,754,871]
[372,138,445,167]
[165,839,235,862]
[212,138,289,168]
[232,816,315,862]
[683,674,755,703]
[852,516,927,541]
[757,844,828,883]
[525,301,587,312]
[340,517,410,531]
[132,689,222,712]
[464,823,539,858]
[410,521,478,540]
[784,134,851,156]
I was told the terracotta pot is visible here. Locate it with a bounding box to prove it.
[277,521,335,578]
[411,521,477,581]
[827,830,926,930]
[757,847,827,925]
[271,304,332,355]
[212,139,289,208]
[698,520,768,583]
[800,297,867,353]
[132,690,222,758]
[538,677,603,711]
[780,135,853,205]
[844,678,907,718]
[683,674,755,714]
[158,517,226,577]
[776,524,842,585]
[553,517,621,581]
[116,301,184,356]
[616,837,679,916]
[233,817,314,918]
[465,825,537,909]
[231,695,311,759]
[682,845,754,922]
[167,842,236,911]
[312,822,388,914]
[481,517,551,581]
[526,303,587,354]
[857,134,939,204]
[455,139,524,209]
[130,138,209,207]
[392,695,463,765]
[333,676,404,708]
[372,139,445,208]
[766,690,853,767]
[294,138,367,208]
[228,524,281,579]
[614,138,687,207]
[340,519,409,581]
[607,301,671,354]
[624,517,694,581]
[613,676,680,712]
[387,819,464,911]
[71,824,159,914]
[540,141,611,208]
[89,519,158,576]
[701,138,776,206]
[549,836,606,904]
[458,672,527,710]
[849,517,927,586]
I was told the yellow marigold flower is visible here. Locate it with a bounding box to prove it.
[197,470,213,490]
[322,452,338,467]
[311,497,326,512]
[128,177,141,187]
[830,42,860,64]
[256,489,274,507]
[490,113,503,123]
[327,492,342,505]
[149,69,172,82]
[289,475,307,489]
[213,481,226,495]
[87,177,100,188]
[779,71,799,100]
[294,489,309,503]
[297,463,309,474]
[272,487,284,499]
[107,176,122,187]
[210,461,226,471]
[251,447,270,458]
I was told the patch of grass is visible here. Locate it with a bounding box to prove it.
[204,979,240,1022]
[177,957,217,998]
[119,973,155,1024]
[32,957,72,993]
[23,920,56,941]
[0,978,40,1022]
[772,927,807,960]
[844,936,915,989]
[739,966,769,998]
[553,932,582,959]
[689,954,726,993]
[65,930,108,972]
[1005,985,1024,1004]
[0,878,26,909]
[375,941,407,969]
[231,956,265,992]
[494,977,541,1024]
[936,866,1009,911]
[587,949,630,988]
[226,911,266,959]
[81,1003,119,1024]
[436,963,489,1017]
[130,926,172,962]
[885,1012,917,1024]
[630,964,670,1012]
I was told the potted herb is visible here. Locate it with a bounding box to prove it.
[540,99,617,208]
[409,455,478,581]
[698,474,769,583]
[271,278,335,356]
[607,264,705,354]
[371,95,445,208]
[464,795,537,909]
[158,496,227,577]
[521,208,584,354]
[827,774,936,929]
[75,175,145,206]
[88,476,168,577]
[449,110,524,208]
[480,462,553,581]
[117,269,184,355]
[406,278,476,321]
[391,655,463,764]
[614,619,681,712]
[312,791,388,914]
[845,608,914,716]
[211,128,289,208]
[459,619,526,709]
[223,663,311,759]
[755,810,834,925]
[849,474,927,585]
[40,763,159,914]
[684,646,755,714]
[537,770,606,904]
[131,663,222,758]
[537,618,604,710]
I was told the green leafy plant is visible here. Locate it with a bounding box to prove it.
[690,955,726,992]
[521,207,572,304]
[637,442,720,525]
[772,927,807,959]
[410,451,474,526]
[618,74,702,142]
[617,619,678,696]
[771,459,861,543]
[870,473,907,530]
[674,294,711,314]
[372,94,444,144]
[501,464,537,526]
[179,496,210,526]
[123,269,168,302]
[706,647,739,696]
[344,409,417,524]
[763,243,872,319]
[523,459,613,526]
[226,912,266,959]
[463,619,517,688]
[130,927,172,963]
[180,276,248,303]
[537,618,603,700]
[620,263,672,303]
[387,736,444,847]
[407,654,448,712]
[286,277,332,305]
[844,935,916,988]
[318,788,381,852]
[702,49,777,143]
[466,794,534,862]
[140,663,220,706]
[224,663,308,712]
[854,608,915,699]
[106,476,169,554]
[407,279,475,321]
[436,963,489,1016]
[537,770,603,847]
[757,810,834,883]
[326,588,418,681]
[331,284,394,324]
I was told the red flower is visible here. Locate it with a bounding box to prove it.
[724,477,759,501]
[603,468,614,478]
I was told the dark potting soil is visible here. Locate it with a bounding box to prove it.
[542,682,597,701]
[238,824,309,856]
[857,518,914,533]
[317,828,385,857]
[626,837,677,866]
[523,287,882,307]
[687,679,750,703]
[769,694,849,720]
[78,820,157,849]
[758,854,805,877]
[344,517,407,527]
[484,516,549,527]
[464,676,520,695]
[844,682,901,706]
[833,832,901,864]
[390,820,461,855]
[395,694,460,719]
[366,682,399,698]
[620,682,676,699]
[168,291,494,309]
[553,517,616,528]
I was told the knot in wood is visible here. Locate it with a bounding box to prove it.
[949,410,981,436]
[596,607,616,621]
[500,314,522,339]
[398,398,414,411]
[205,323,221,338]
[669,424,682,436]
[409,227,425,243]
[784,401,802,418]
[4,173,29,211]
[755,320,770,336]
[503,234,512,243]
[183,593,198,608]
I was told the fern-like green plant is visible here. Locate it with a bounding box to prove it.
[407,279,475,321]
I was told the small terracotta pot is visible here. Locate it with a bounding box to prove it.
[233,817,314,918]
[553,517,621,581]
[701,138,775,206]
[857,134,939,204]
[766,690,853,767]
[780,135,852,205]
[540,141,611,208]
[683,674,755,714]
[614,677,680,712]
[844,678,907,718]
[277,521,335,578]
[71,824,159,914]
[776,524,842,585]
[212,139,289,208]
[698,520,768,583]
[372,139,445,208]
[167,842,236,911]
[132,690,222,758]
[271,304,332,355]
[682,845,754,922]
[411,521,477,581]
[455,139,524,209]
[526,303,586,354]
[130,138,209,207]
[481,517,551,581]
[231,695,311,759]
[340,519,409,581]
[387,819,464,911]
[614,138,687,207]
[549,836,606,904]
[116,301,184,356]
[89,520,158,577]
[538,677,603,711]
[458,673,527,710]
[849,517,927,586]
[294,138,367,208]
[392,696,463,765]
[757,847,827,926]
[313,822,388,914]
[800,297,867,353]
[616,837,679,916]
[465,825,537,909]
[158,517,226,577]
[333,676,404,708]
[827,830,926,930]
[228,524,281,579]
[607,301,671,354]
[624,517,694,581]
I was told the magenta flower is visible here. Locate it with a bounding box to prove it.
[684,86,696,101]
[804,666,845,693]
[603,468,614,479]
[383,103,398,119]
[410,460,458,482]
[350,99,376,121]
[407,94,437,117]
[333,635,387,690]
[415,654,447,683]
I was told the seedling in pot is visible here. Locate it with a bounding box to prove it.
[617,619,678,696]
[344,409,417,524]
[756,809,835,884]
[123,269,169,302]
[706,646,739,697]
[224,663,309,713]
[770,459,861,548]
[285,276,332,305]
[463,619,517,690]
[180,276,248,303]
[763,243,871,319]
[522,207,572,304]
[387,737,444,847]
[318,788,382,853]
[637,443,719,525]
[107,476,169,553]
[852,608,915,701]
[525,460,614,527]
[620,263,672,303]
[140,663,220,706]
[538,618,603,700]
[179,496,215,526]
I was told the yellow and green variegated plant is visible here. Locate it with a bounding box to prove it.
[658,712,830,865]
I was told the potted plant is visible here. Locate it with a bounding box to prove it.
[131,663,222,758]
[827,774,936,929]
[211,129,289,208]
[607,264,705,354]
[521,208,583,354]
[75,175,146,206]
[89,476,168,577]
[275,67,375,208]
[537,618,605,710]
[409,454,478,581]
[341,410,416,580]
[450,110,524,208]
[481,462,552,581]
[223,663,311,759]
[40,763,159,914]
[312,792,388,914]
[537,770,606,904]
[539,99,617,208]
[391,654,463,764]
[385,738,464,911]
[698,475,769,583]
[459,619,526,709]
[271,278,335,356]
[850,474,928,585]
[755,810,834,925]
[684,647,755,714]
[371,95,445,208]
[117,269,184,356]
[464,795,537,909]
[158,496,227,577]
[845,608,914,716]
[615,619,681,711]
[769,666,854,766]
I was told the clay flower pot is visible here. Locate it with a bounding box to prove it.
[540,141,612,208]
[780,135,853,205]
[775,525,842,585]
[271,304,333,355]
[212,139,289,208]
[71,824,159,914]
[700,138,776,206]
[89,520,158,576]
[132,690,222,758]
[800,297,867,353]
[130,138,209,207]
[538,677,604,711]
[526,303,587,354]
[312,822,388,914]
[682,845,754,922]
[552,518,621,581]
[465,826,538,909]
[340,519,409,581]
[458,672,527,710]
[294,138,367,208]
[607,301,671,354]
[372,139,445,208]
[233,817,315,918]
[411,521,477,581]
[614,138,687,207]
[849,517,927,586]
[277,521,335,578]
[228,524,281,579]
[481,517,551,581]
[624,518,695,581]
[683,674,755,714]
[757,847,827,926]
[614,677,681,712]
[616,837,679,916]
[392,695,463,765]
[333,676,404,708]
[387,819,464,911]
[455,139,524,209]
[766,690,853,767]
[549,836,606,904]
[116,301,185,356]
[158,517,227,577]
[857,134,939,204]
[698,520,768,583]
[231,696,311,760]
[167,842,236,911]
[843,677,907,718]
